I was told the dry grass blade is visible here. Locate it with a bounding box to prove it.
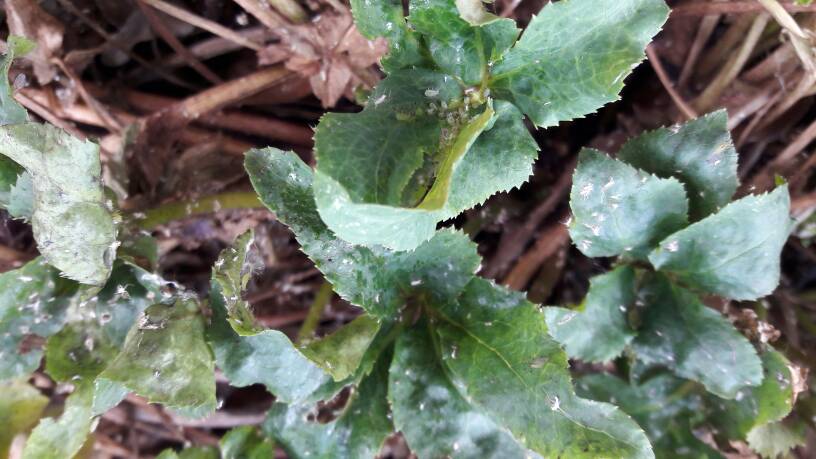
[136,0,223,84]
[646,44,698,120]
[140,0,265,51]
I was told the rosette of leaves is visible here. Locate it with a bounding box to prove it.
[544,111,798,456]
[312,0,670,250]
[244,147,658,458]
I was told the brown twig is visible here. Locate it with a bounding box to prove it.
[169,66,293,122]
[672,1,816,16]
[136,0,223,84]
[104,88,313,146]
[53,59,124,132]
[693,13,770,112]
[646,44,698,120]
[19,87,256,156]
[140,0,264,50]
[678,14,720,87]
[233,0,289,30]
[53,0,197,90]
[484,158,575,279]
[504,223,570,291]
[13,91,86,139]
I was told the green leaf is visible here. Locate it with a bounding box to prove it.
[220,426,275,459]
[577,374,721,459]
[305,319,402,404]
[91,260,165,347]
[409,0,518,85]
[263,352,393,459]
[649,186,791,301]
[569,149,688,259]
[206,231,330,401]
[246,148,482,318]
[313,98,537,250]
[544,265,637,363]
[489,0,669,127]
[44,319,120,383]
[618,110,738,220]
[212,230,263,335]
[207,281,329,402]
[5,171,33,219]
[389,323,529,459]
[0,258,78,380]
[301,314,381,381]
[0,123,118,285]
[312,69,492,250]
[631,274,762,399]
[45,260,166,384]
[99,300,216,419]
[708,348,796,439]
[434,278,654,458]
[22,384,94,459]
[350,0,425,71]
[0,380,48,459]
[0,36,34,126]
[746,422,805,459]
[0,155,24,203]
[308,56,540,251]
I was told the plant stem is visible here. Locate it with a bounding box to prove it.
[297,282,333,343]
[133,191,264,229]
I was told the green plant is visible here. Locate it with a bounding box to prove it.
[0,1,801,458]
[547,111,799,457]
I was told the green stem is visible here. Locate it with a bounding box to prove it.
[297,282,333,343]
[131,191,263,229]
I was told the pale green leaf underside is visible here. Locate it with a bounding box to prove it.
[490,0,669,127]
[649,186,791,301]
[0,123,117,285]
[99,300,216,419]
[569,149,688,260]
[618,110,738,220]
[544,265,636,363]
[632,274,762,399]
[246,148,481,319]
[435,278,654,459]
[5,171,33,219]
[263,355,392,459]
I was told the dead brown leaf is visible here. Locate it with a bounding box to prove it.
[4,0,65,84]
[258,12,387,107]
